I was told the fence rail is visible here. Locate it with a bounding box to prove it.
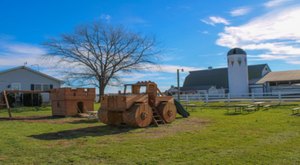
[175,92,300,103]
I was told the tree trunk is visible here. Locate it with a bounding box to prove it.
[98,81,105,103]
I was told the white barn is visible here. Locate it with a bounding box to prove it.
[178,48,300,96]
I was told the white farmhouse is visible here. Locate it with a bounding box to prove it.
[0,66,63,102]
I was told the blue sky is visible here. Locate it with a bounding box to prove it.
[1,0,300,92]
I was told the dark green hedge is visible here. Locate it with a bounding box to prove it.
[22,94,43,106]
[6,93,43,107]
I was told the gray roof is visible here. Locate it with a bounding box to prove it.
[227,48,247,56]
[257,70,300,84]
[183,64,269,90]
[0,66,63,83]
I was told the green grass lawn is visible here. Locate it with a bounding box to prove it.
[0,103,299,164]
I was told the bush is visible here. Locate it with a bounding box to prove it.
[21,93,43,107]
[6,93,16,107]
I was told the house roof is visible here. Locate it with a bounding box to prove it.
[0,66,63,83]
[257,70,300,84]
[183,64,269,90]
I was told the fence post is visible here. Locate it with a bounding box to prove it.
[278,91,282,103]
[186,95,189,102]
[251,92,255,102]
[205,94,208,103]
[227,93,231,103]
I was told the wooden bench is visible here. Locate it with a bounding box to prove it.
[292,107,300,115]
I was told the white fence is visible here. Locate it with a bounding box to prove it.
[175,92,300,103]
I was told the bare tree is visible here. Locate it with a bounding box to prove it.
[44,22,159,100]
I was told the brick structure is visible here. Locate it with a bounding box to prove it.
[50,88,96,116]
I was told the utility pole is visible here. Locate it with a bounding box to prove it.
[177,69,180,101]
[177,69,184,102]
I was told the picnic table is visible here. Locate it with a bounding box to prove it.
[87,111,98,119]
[292,107,300,115]
[234,104,251,112]
[253,102,265,110]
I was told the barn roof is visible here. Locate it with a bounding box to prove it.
[183,64,269,90]
[257,70,300,84]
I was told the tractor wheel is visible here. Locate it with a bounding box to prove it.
[157,101,176,123]
[123,103,153,127]
[107,111,123,125]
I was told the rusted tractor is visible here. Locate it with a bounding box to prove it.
[98,81,177,127]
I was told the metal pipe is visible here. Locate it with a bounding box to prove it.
[177,69,180,101]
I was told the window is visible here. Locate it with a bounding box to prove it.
[11,83,21,90]
[31,84,52,91]
[269,82,276,86]
[231,60,234,66]
[238,57,242,66]
[291,80,300,85]
[277,81,289,86]
[34,84,42,91]
[43,84,51,91]
[140,86,147,93]
[125,85,132,94]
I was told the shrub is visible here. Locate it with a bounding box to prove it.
[21,93,43,106]
[6,93,16,107]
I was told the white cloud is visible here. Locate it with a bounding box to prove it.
[0,39,75,80]
[264,0,292,8]
[0,39,202,93]
[112,64,202,92]
[217,5,300,64]
[287,60,300,64]
[0,41,47,67]
[100,14,111,21]
[144,64,201,73]
[201,16,230,26]
[230,7,252,17]
[120,72,166,82]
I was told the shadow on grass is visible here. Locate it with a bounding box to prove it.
[29,125,133,140]
[291,113,300,116]
[1,107,50,113]
[68,119,99,124]
[176,116,187,119]
[224,111,254,116]
[0,116,63,121]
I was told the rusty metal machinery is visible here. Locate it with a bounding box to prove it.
[98,81,177,127]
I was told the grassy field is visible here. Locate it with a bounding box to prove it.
[0,103,299,164]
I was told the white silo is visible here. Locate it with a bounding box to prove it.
[227,48,249,97]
